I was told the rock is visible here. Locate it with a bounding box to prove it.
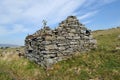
[70,29,76,33]
[90,39,97,44]
[45,45,57,50]
[57,36,65,40]
[58,47,66,50]
[116,47,120,50]
[73,36,80,39]
[44,58,55,68]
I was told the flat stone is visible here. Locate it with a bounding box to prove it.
[68,33,75,36]
[57,36,65,40]
[57,43,67,46]
[89,39,97,44]
[45,45,57,50]
[44,59,54,67]
[70,42,78,45]
[58,47,66,50]
[41,41,51,45]
[70,29,76,33]
[73,36,80,39]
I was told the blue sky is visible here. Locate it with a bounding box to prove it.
[0,0,120,45]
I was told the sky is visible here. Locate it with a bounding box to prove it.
[0,0,120,45]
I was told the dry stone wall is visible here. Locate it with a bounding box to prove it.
[25,16,97,68]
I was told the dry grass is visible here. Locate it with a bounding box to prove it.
[0,48,46,80]
[0,27,120,80]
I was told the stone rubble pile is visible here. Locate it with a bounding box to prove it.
[25,16,97,68]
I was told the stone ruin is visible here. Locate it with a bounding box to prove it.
[25,16,97,68]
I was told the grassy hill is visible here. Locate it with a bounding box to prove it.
[0,28,120,80]
[0,44,20,48]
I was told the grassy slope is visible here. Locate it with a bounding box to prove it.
[0,28,120,80]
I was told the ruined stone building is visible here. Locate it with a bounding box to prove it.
[25,16,97,68]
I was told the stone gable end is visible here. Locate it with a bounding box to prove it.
[25,16,97,68]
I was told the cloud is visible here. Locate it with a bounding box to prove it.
[0,0,117,35]
[0,0,115,24]
[82,20,93,24]
[0,0,87,35]
[78,11,98,20]
[12,24,29,33]
[22,0,87,25]
[0,24,29,35]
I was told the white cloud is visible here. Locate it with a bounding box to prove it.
[82,20,92,24]
[0,0,87,35]
[0,24,29,35]
[0,0,117,35]
[12,24,29,33]
[78,11,98,20]
[0,0,118,45]
[22,0,87,25]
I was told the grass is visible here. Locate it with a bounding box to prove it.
[0,28,120,80]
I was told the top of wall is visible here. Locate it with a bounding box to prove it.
[26,16,89,40]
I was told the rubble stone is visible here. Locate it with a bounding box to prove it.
[25,16,97,68]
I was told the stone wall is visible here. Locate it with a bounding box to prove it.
[25,16,97,68]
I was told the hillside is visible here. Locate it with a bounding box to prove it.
[0,44,20,48]
[0,28,120,80]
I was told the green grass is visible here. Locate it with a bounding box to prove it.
[0,28,120,80]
